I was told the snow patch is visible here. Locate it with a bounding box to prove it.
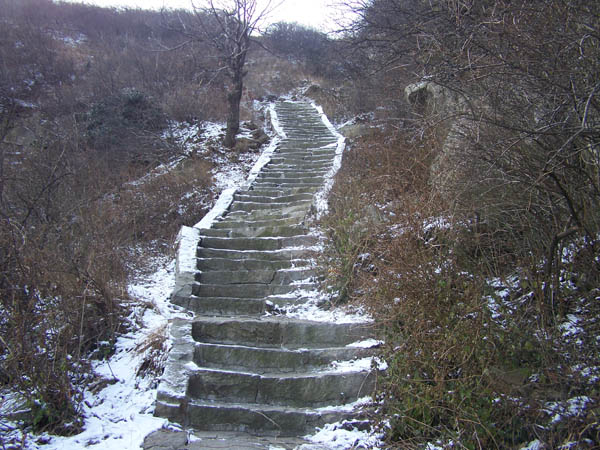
[347,339,384,349]
[310,102,346,219]
[193,188,236,230]
[15,257,181,449]
[277,290,373,324]
[306,420,384,450]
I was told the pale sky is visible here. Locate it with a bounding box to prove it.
[60,0,346,32]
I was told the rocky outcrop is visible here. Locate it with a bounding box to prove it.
[405,81,480,199]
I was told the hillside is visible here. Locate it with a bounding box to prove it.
[0,0,321,443]
[1,0,599,449]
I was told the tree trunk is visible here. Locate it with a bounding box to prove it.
[223,78,243,148]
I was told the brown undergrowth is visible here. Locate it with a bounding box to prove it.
[321,127,600,448]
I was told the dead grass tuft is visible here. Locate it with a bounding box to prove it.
[321,125,600,448]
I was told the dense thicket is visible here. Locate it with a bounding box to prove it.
[0,0,222,433]
[263,22,333,77]
[320,0,600,447]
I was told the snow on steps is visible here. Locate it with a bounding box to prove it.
[155,101,381,441]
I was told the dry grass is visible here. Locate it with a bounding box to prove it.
[321,125,600,448]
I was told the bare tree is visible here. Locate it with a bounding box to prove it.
[173,0,276,147]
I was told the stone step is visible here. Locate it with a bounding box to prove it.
[285,134,333,141]
[268,155,333,163]
[234,192,315,203]
[277,141,336,149]
[275,148,336,156]
[223,207,308,222]
[279,123,330,129]
[200,224,309,238]
[251,181,323,190]
[157,399,358,437]
[191,316,372,348]
[267,161,332,170]
[262,164,331,172]
[186,367,377,408]
[199,235,318,251]
[281,131,332,137]
[284,129,333,135]
[196,257,311,272]
[257,176,325,185]
[228,200,313,213]
[195,228,231,238]
[258,170,330,180]
[247,185,320,194]
[193,342,377,374]
[196,268,316,285]
[196,247,316,261]
[173,296,275,316]
[273,153,333,161]
[192,282,316,299]
[212,217,306,230]
[179,293,315,316]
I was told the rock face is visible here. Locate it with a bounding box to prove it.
[405,81,479,198]
[154,101,379,440]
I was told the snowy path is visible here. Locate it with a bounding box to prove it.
[152,101,383,448]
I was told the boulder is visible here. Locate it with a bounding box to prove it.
[339,123,370,139]
[142,429,188,449]
[405,81,477,199]
[405,81,468,117]
[234,137,259,152]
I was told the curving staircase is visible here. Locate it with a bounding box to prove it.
[154,101,378,441]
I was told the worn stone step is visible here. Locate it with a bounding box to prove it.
[229,200,313,213]
[284,128,333,134]
[191,317,372,348]
[258,170,329,179]
[174,296,273,316]
[180,293,314,316]
[251,181,323,190]
[262,164,330,172]
[192,282,316,299]
[187,367,376,408]
[246,186,320,196]
[268,157,333,165]
[285,135,333,141]
[157,400,358,437]
[278,140,337,148]
[197,257,310,272]
[270,153,334,162]
[196,268,316,285]
[223,207,309,222]
[234,192,315,203]
[257,176,325,185]
[267,161,332,171]
[196,247,316,261]
[201,225,309,238]
[200,235,318,251]
[193,343,377,374]
[196,228,234,238]
[212,217,306,230]
[275,148,336,156]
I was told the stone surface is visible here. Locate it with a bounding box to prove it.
[154,101,377,441]
[142,429,328,450]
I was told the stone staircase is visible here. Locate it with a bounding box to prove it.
[154,101,378,441]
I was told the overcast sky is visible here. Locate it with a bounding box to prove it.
[59,0,347,31]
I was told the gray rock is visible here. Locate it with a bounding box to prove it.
[143,429,188,449]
